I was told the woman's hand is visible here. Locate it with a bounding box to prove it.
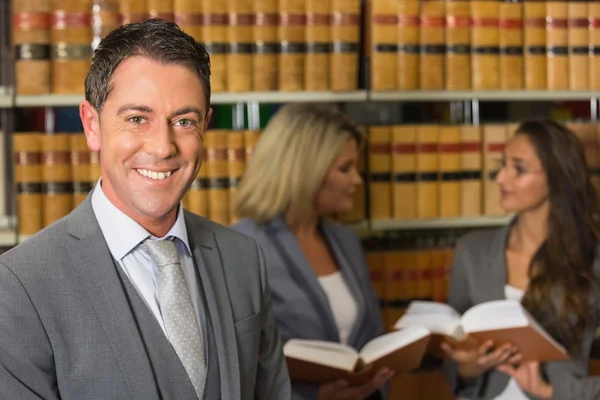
[317,367,395,400]
[441,340,521,379]
[496,361,553,399]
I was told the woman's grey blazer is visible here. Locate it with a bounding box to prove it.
[232,217,385,400]
[444,222,600,400]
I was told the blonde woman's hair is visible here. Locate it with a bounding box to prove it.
[233,103,365,227]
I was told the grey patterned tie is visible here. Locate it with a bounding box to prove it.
[143,238,206,399]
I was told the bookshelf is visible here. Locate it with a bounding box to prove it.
[369,90,600,102]
[370,216,512,231]
[14,91,370,108]
[0,87,12,108]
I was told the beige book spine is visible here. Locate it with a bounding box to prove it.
[460,125,482,216]
[305,0,331,90]
[419,1,446,90]
[567,2,589,90]
[13,0,52,94]
[471,1,500,90]
[416,125,440,219]
[546,1,569,90]
[392,125,417,219]
[330,0,360,91]
[499,2,524,90]
[227,0,253,91]
[445,1,471,90]
[397,1,420,90]
[370,0,398,91]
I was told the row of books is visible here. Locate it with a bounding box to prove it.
[366,121,600,221]
[370,0,600,91]
[12,130,262,235]
[11,0,360,95]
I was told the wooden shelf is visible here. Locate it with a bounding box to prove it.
[369,90,600,102]
[14,91,369,108]
[370,216,512,231]
[0,86,13,108]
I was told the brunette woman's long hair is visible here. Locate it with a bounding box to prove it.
[516,118,600,355]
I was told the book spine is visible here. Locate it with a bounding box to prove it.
[499,1,524,90]
[203,0,229,92]
[546,1,569,90]
[368,126,392,220]
[41,134,73,227]
[439,126,461,218]
[278,0,306,91]
[91,0,120,50]
[206,130,230,225]
[147,0,175,21]
[305,0,331,90]
[483,124,507,216]
[416,125,440,218]
[119,0,147,24]
[460,125,482,217]
[12,0,51,95]
[70,133,91,208]
[253,0,279,91]
[227,0,254,91]
[590,3,600,90]
[227,130,245,225]
[471,0,500,90]
[370,0,398,91]
[524,1,547,90]
[445,0,471,91]
[14,133,43,236]
[392,125,418,219]
[51,1,92,94]
[174,0,203,43]
[330,0,360,91]
[419,1,446,90]
[567,1,589,90]
[397,1,420,90]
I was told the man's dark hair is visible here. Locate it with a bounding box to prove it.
[85,18,211,114]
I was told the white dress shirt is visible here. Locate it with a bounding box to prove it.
[90,179,207,353]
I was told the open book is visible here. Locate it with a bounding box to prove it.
[394,299,569,362]
[284,327,431,385]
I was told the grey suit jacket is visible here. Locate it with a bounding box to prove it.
[232,217,385,400]
[444,222,600,400]
[0,195,291,399]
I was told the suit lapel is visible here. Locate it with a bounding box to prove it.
[266,218,340,342]
[320,222,367,347]
[185,214,239,400]
[65,200,158,400]
[479,223,512,303]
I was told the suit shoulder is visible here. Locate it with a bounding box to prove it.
[184,212,258,248]
[229,217,262,237]
[0,218,68,271]
[455,226,505,254]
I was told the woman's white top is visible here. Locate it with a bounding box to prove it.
[318,271,358,345]
[493,285,529,399]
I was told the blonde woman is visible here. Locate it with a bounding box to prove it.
[231,104,393,400]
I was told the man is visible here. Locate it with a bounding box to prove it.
[0,19,290,399]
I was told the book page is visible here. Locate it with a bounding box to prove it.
[461,300,529,333]
[394,300,462,336]
[284,339,359,371]
[359,326,431,365]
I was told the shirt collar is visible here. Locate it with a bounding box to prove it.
[91,178,192,261]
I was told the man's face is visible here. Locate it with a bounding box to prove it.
[81,56,211,230]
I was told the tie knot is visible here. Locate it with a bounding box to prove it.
[143,238,180,268]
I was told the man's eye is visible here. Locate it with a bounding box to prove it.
[128,116,144,125]
[176,119,195,128]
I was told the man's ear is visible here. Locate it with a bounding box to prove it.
[80,100,101,152]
